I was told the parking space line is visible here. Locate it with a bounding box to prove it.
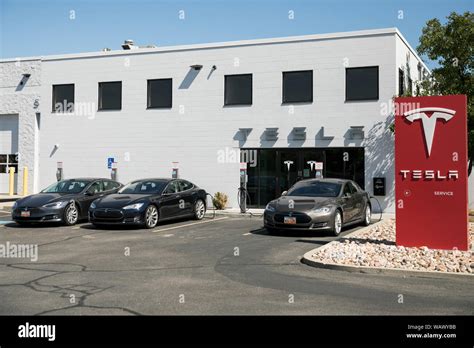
[152,217,228,233]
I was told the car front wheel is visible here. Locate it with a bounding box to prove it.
[331,210,342,236]
[144,205,159,229]
[63,203,79,226]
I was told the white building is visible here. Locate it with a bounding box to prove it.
[3,27,469,212]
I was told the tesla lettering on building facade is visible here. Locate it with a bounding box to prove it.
[395,95,468,250]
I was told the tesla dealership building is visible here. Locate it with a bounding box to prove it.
[1,28,472,211]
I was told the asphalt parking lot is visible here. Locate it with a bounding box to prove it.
[0,210,473,315]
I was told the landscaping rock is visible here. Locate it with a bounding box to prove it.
[311,219,473,274]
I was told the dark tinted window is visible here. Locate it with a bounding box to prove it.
[343,184,352,196]
[165,181,179,194]
[0,153,18,174]
[42,180,90,194]
[346,66,378,101]
[282,70,313,103]
[225,74,252,105]
[407,77,413,95]
[118,180,167,194]
[348,182,358,194]
[103,180,120,191]
[52,84,74,112]
[398,69,404,96]
[287,181,341,198]
[148,78,172,108]
[99,81,122,110]
[87,181,103,194]
[178,180,193,191]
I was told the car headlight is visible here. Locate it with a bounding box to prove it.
[12,201,18,209]
[313,206,331,214]
[265,203,276,212]
[42,201,68,209]
[90,202,97,209]
[123,203,145,210]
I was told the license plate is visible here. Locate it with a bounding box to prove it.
[21,211,30,217]
[284,216,296,224]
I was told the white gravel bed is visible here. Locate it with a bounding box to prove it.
[311,219,474,274]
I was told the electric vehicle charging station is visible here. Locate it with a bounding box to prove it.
[239,162,247,213]
[111,162,118,181]
[172,162,179,179]
[307,161,324,178]
[315,162,323,178]
[56,162,63,181]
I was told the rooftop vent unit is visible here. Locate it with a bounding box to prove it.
[122,39,138,50]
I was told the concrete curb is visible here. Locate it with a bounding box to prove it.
[301,221,473,280]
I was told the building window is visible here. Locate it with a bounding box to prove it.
[282,70,313,103]
[398,68,405,96]
[407,77,413,96]
[224,74,252,105]
[52,84,74,113]
[346,66,379,101]
[98,81,122,110]
[147,78,172,108]
[0,154,18,174]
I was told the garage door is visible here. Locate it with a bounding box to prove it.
[0,114,19,194]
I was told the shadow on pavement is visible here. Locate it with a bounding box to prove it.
[250,225,361,238]
[80,216,206,231]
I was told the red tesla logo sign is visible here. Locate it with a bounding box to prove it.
[395,95,469,250]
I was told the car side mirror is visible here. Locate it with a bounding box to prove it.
[343,192,351,199]
[281,191,288,197]
[85,191,94,196]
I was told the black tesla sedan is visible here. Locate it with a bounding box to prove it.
[12,178,122,226]
[264,178,371,235]
[88,178,208,229]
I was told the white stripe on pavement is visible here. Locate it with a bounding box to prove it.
[152,217,228,233]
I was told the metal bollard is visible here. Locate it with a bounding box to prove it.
[23,167,28,196]
[8,167,16,196]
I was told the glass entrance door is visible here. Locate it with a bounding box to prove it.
[245,147,365,207]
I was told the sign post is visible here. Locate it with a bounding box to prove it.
[395,95,468,250]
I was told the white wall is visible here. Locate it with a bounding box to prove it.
[36,31,415,210]
[0,59,41,194]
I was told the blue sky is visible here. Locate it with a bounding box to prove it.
[0,0,472,68]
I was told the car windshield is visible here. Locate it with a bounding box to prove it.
[41,180,90,194]
[287,181,342,197]
[118,180,168,194]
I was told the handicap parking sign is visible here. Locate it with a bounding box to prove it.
[107,157,114,169]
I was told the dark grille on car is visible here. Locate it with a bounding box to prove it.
[277,200,315,211]
[274,212,311,224]
[93,209,124,220]
[17,208,40,214]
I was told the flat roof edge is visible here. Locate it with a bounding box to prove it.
[1,28,399,62]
